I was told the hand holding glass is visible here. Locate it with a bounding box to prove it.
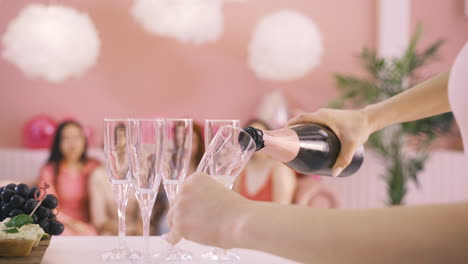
[197,125,256,262]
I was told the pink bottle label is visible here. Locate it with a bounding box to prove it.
[261,128,300,162]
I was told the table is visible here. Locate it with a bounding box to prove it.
[42,236,301,264]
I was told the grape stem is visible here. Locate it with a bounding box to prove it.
[29,199,44,217]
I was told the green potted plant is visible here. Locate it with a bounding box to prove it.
[331,26,454,205]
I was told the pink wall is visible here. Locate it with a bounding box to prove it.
[411,0,468,76]
[0,0,376,147]
[410,0,468,150]
[2,0,466,149]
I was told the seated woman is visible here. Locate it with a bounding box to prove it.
[154,121,205,235]
[89,168,145,235]
[187,122,205,175]
[88,123,142,236]
[38,120,100,236]
[234,119,296,204]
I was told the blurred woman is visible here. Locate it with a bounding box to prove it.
[89,123,142,236]
[294,174,339,208]
[234,119,296,204]
[154,121,205,235]
[38,120,100,236]
[188,122,205,175]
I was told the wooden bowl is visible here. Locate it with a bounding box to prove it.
[0,237,51,264]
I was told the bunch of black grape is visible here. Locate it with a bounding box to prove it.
[0,183,64,235]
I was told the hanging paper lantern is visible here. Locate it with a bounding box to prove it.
[22,115,57,149]
[248,9,324,82]
[131,0,223,45]
[2,4,101,83]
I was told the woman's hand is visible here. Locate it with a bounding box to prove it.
[166,172,250,248]
[288,108,373,176]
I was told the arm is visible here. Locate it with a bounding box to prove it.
[288,71,451,176]
[89,167,116,235]
[167,173,468,264]
[235,200,468,264]
[364,71,451,131]
[271,163,296,204]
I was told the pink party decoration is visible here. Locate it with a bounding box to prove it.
[2,4,101,83]
[256,90,289,129]
[248,10,323,82]
[22,115,57,149]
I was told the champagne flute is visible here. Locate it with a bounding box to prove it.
[204,119,240,177]
[126,118,164,263]
[102,119,138,261]
[204,119,240,147]
[159,118,193,261]
[198,125,256,262]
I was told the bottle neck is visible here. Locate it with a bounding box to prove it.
[243,126,265,151]
[243,126,300,162]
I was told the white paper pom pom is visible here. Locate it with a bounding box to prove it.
[248,10,323,82]
[131,0,223,45]
[2,4,100,83]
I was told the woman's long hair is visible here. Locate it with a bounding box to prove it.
[192,122,205,166]
[47,120,89,177]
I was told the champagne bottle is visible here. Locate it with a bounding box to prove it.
[241,124,364,177]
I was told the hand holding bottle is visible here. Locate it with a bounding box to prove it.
[288,108,373,177]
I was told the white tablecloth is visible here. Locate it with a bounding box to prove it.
[42,236,301,264]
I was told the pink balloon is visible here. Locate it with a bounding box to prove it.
[22,115,57,149]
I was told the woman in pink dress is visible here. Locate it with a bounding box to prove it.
[38,120,100,236]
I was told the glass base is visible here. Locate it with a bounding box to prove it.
[201,248,240,262]
[159,233,193,262]
[130,254,160,264]
[164,247,193,262]
[102,247,140,262]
